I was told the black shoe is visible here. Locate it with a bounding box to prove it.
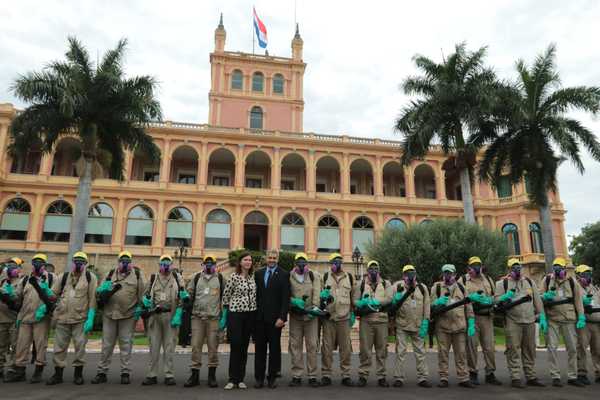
[254,380,265,389]
[578,375,591,385]
[164,377,176,386]
[511,379,525,388]
[596,377,600,384]
[184,369,199,388]
[341,377,354,387]
[308,378,319,388]
[469,372,480,385]
[377,378,389,388]
[46,367,64,385]
[568,379,585,387]
[437,380,449,388]
[4,366,25,383]
[208,367,218,388]
[485,373,502,386]
[289,377,302,387]
[357,377,367,387]
[267,377,278,389]
[91,373,107,384]
[418,380,432,388]
[73,366,84,385]
[526,379,545,387]
[142,377,157,386]
[459,381,476,388]
[30,365,44,384]
[121,374,130,385]
[393,380,404,387]
[552,378,562,387]
[321,376,332,386]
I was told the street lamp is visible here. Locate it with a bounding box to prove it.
[173,239,188,273]
[352,246,364,280]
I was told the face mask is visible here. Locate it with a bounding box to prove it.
[7,266,20,279]
[32,260,45,275]
[330,260,342,273]
[73,260,87,273]
[204,262,215,274]
[159,261,171,274]
[510,266,522,280]
[553,266,566,280]
[443,273,455,286]
[119,260,131,273]
[294,261,307,275]
[368,268,379,282]
[404,272,416,285]
[468,265,482,277]
[579,273,592,287]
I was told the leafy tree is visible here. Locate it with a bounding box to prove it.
[395,43,500,224]
[479,44,600,271]
[368,219,508,286]
[569,221,600,282]
[9,37,162,267]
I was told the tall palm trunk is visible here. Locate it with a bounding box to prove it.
[538,193,556,273]
[459,167,476,224]
[66,158,93,271]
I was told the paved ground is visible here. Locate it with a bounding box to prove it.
[1,352,598,400]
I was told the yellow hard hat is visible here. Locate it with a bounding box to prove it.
[507,258,521,268]
[72,251,89,262]
[328,253,343,262]
[32,253,48,263]
[294,252,308,261]
[10,257,24,266]
[203,254,216,263]
[468,256,482,266]
[367,260,380,269]
[159,254,173,262]
[552,257,567,268]
[575,264,592,274]
[118,251,132,260]
[402,265,416,273]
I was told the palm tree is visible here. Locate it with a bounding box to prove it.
[479,44,600,271]
[395,43,500,224]
[9,37,162,267]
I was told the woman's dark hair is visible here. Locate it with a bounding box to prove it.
[236,251,254,274]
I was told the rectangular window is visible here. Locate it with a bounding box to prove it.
[316,183,326,193]
[178,173,196,184]
[273,79,284,94]
[143,171,160,182]
[231,73,243,90]
[281,180,295,190]
[317,228,340,252]
[212,176,230,186]
[281,226,304,251]
[246,178,263,188]
[352,229,374,253]
[497,176,513,198]
[205,223,230,249]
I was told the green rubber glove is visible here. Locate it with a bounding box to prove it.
[542,290,556,301]
[499,289,515,302]
[539,312,548,334]
[432,295,449,307]
[467,317,476,337]
[2,282,15,298]
[96,280,112,294]
[291,297,305,309]
[369,298,381,307]
[320,288,331,299]
[392,291,403,304]
[178,289,190,301]
[142,295,153,309]
[171,307,183,328]
[418,319,429,338]
[133,305,143,321]
[34,303,47,322]
[39,281,54,298]
[349,311,356,327]
[583,295,592,306]
[218,307,229,330]
[576,314,586,330]
[16,319,21,329]
[355,295,370,308]
[84,308,96,334]
[468,292,484,303]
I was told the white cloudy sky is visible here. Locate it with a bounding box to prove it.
[1,0,599,242]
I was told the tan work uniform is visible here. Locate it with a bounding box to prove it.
[0,273,22,374]
[495,276,543,382]
[51,271,98,368]
[187,271,223,370]
[431,280,474,383]
[462,273,496,376]
[97,268,145,375]
[321,270,355,379]
[355,278,393,379]
[15,272,56,367]
[145,271,183,379]
[289,270,321,379]
[542,275,584,381]
[392,280,430,383]
[577,283,600,379]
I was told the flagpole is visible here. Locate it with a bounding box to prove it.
[252,6,255,54]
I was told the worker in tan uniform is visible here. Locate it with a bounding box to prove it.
[541,257,586,387]
[288,252,321,388]
[320,253,356,387]
[462,256,501,385]
[0,257,24,382]
[495,258,546,388]
[574,264,600,385]
[430,264,476,388]
[92,251,145,385]
[391,265,432,388]
[141,254,187,386]
[8,253,56,383]
[184,254,223,389]
[354,260,393,387]
[47,251,98,385]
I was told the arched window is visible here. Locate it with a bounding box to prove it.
[0,198,31,240]
[205,209,231,249]
[273,73,284,94]
[42,201,73,242]
[165,207,193,247]
[529,222,544,253]
[281,213,305,251]
[420,219,433,226]
[250,106,263,129]
[231,69,243,90]
[85,203,113,244]
[252,72,264,92]
[352,216,374,253]
[317,215,340,253]
[502,223,521,255]
[386,218,407,231]
[125,205,154,245]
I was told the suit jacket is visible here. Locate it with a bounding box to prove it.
[255,266,290,323]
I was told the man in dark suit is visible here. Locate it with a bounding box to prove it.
[254,249,291,388]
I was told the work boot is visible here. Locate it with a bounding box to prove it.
[121,373,130,385]
[46,367,64,385]
[393,380,404,387]
[164,377,176,386]
[552,378,562,387]
[184,369,199,387]
[469,372,480,385]
[526,379,545,387]
[341,377,354,387]
[308,378,319,388]
[357,376,367,387]
[0,370,3,382]
[4,366,26,383]
[459,380,476,388]
[511,379,525,388]
[578,375,591,385]
[208,367,218,388]
[437,379,449,388]
[73,366,84,385]
[30,365,44,384]
[418,380,432,388]
[568,379,584,387]
[377,378,389,387]
[289,377,301,387]
[596,376,600,384]
[91,373,107,384]
[321,376,332,386]
[142,376,157,386]
[485,373,502,385]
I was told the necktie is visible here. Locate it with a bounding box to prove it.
[264,269,271,287]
